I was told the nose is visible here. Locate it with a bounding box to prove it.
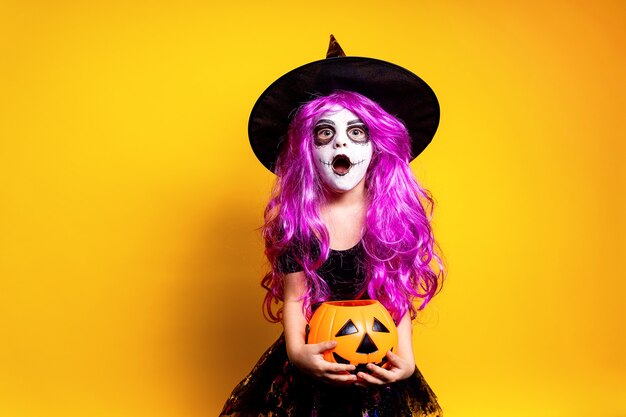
[334,130,348,148]
[356,333,378,354]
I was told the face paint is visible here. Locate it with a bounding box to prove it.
[312,106,373,192]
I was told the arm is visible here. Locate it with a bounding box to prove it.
[282,271,357,384]
[356,311,416,386]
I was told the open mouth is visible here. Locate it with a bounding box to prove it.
[319,155,367,176]
[332,154,351,176]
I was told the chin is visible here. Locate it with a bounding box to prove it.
[324,178,362,193]
[319,167,367,194]
[329,186,353,194]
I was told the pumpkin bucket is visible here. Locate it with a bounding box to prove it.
[306,300,398,373]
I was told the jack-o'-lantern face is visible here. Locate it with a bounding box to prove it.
[306,300,398,373]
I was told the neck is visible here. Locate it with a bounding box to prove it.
[323,178,368,208]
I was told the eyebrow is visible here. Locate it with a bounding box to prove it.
[315,118,365,126]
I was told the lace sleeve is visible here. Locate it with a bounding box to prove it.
[276,248,304,274]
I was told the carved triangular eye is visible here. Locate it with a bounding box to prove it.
[372,317,390,333]
[335,319,358,337]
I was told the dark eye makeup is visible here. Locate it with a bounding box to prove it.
[314,124,335,146]
[313,122,370,146]
[347,125,368,142]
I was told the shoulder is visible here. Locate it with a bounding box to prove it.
[277,248,303,274]
[276,238,321,274]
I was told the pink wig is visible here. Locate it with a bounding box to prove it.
[261,90,444,323]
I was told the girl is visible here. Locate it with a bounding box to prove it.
[221,37,444,417]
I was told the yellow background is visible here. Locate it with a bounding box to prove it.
[1,1,624,416]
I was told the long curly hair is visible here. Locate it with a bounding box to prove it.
[261,90,444,323]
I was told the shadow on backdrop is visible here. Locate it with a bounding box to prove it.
[169,200,280,414]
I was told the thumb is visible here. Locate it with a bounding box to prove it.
[315,340,337,353]
[385,350,401,366]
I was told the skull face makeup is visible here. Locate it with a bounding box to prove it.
[312,107,373,193]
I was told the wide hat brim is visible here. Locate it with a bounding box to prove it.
[249,56,440,173]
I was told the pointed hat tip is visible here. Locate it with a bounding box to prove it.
[326,34,346,58]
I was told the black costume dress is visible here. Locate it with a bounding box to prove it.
[220,241,442,417]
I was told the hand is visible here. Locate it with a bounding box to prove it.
[355,350,415,387]
[289,340,358,385]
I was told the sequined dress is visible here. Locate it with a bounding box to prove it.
[220,241,442,417]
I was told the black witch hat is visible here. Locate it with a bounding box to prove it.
[248,35,440,173]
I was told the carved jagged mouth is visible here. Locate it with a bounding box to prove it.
[332,349,392,375]
[319,155,367,176]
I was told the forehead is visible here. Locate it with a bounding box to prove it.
[317,106,360,123]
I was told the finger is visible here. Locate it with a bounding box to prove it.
[314,340,337,353]
[326,372,358,383]
[366,363,394,380]
[385,350,402,367]
[325,362,356,374]
[356,371,386,386]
